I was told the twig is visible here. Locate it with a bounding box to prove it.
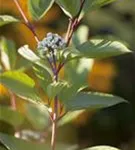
[9,91,17,110]
[59,103,64,116]
[57,111,68,121]
[51,48,59,150]
[13,0,39,43]
[65,0,86,46]
[65,18,72,43]
[56,62,65,75]
[51,96,58,150]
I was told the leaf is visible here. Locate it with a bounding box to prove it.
[59,47,80,63]
[83,145,120,150]
[15,57,32,71]
[0,133,74,150]
[33,65,52,93]
[58,110,85,126]
[64,92,127,111]
[76,39,131,59]
[25,103,50,130]
[0,106,25,128]
[72,25,89,46]
[59,85,78,102]
[0,146,7,150]
[47,81,68,99]
[56,0,80,18]
[18,45,40,62]
[18,45,53,77]
[83,0,116,14]
[28,0,55,20]
[56,0,116,18]
[0,71,40,101]
[64,58,94,88]
[0,15,19,27]
[0,37,17,70]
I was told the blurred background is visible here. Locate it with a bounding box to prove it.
[0,0,135,150]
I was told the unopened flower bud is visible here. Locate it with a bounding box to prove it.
[37,32,66,58]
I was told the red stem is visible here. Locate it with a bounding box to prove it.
[51,96,58,150]
[13,0,39,43]
[65,0,86,46]
[9,91,16,110]
[51,50,59,150]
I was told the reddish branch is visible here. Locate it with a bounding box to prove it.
[13,0,39,43]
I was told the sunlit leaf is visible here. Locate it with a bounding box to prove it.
[64,58,94,88]
[58,110,85,126]
[64,92,127,111]
[0,106,25,128]
[18,45,53,77]
[0,37,17,70]
[18,45,40,62]
[0,15,19,27]
[28,0,55,20]
[76,39,131,59]
[0,71,40,101]
[72,25,89,46]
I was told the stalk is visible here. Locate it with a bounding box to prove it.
[51,50,59,150]
[51,1,86,149]
[65,0,86,46]
[9,91,16,110]
[13,0,39,43]
[13,1,86,150]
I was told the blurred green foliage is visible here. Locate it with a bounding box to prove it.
[0,0,135,150]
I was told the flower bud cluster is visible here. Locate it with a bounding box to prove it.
[37,33,66,57]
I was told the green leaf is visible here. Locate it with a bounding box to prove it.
[0,146,7,150]
[59,85,78,102]
[25,103,50,130]
[56,0,116,18]
[0,133,74,150]
[15,57,32,71]
[18,45,40,62]
[64,58,93,88]
[33,65,52,93]
[76,39,131,59]
[83,0,116,14]
[64,92,127,111]
[58,110,85,126]
[0,15,19,27]
[59,47,80,63]
[83,145,120,150]
[72,25,89,46]
[18,45,53,77]
[0,71,40,101]
[47,81,68,99]
[0,37,17,70]
[0,106,25,128]
[28,0,55,20]
[56,0,80,18]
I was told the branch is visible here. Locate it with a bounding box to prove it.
[13,0,39,43]
[65,0,86,46]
